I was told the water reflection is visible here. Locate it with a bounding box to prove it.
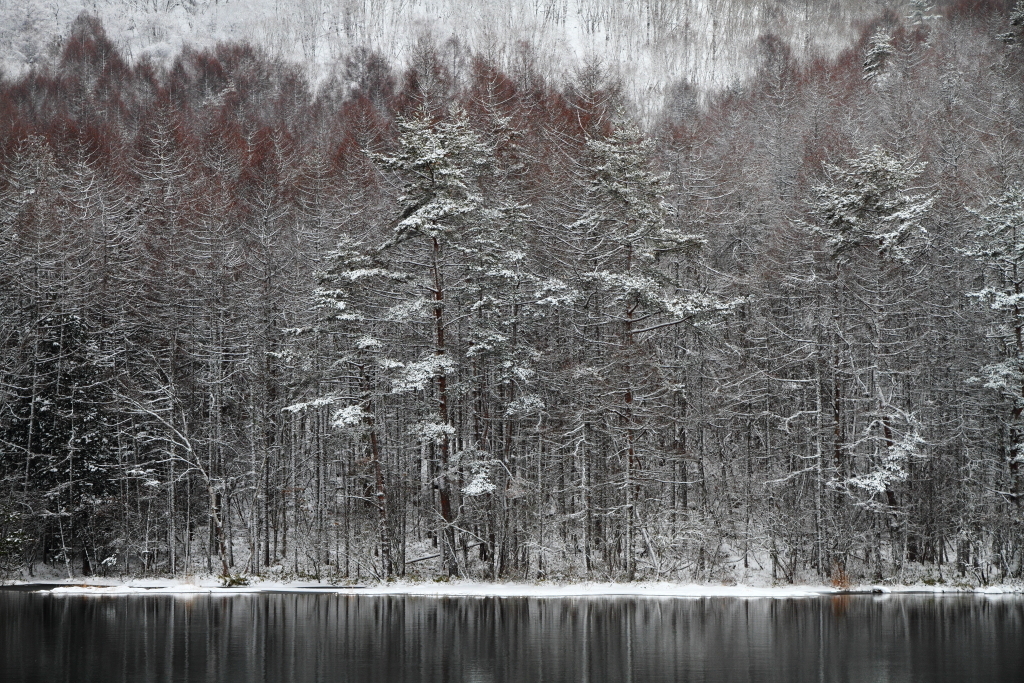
[1,591,1021,682]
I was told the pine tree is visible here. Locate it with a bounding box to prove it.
[968,186,1024,509]
[564,121,729,578]
[807,146,935,577]
[810,146,933,264]
[863,30,896,81]
[1,313,120,577]
[295,106,501,577]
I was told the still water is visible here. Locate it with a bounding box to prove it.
[1,591,1022,683]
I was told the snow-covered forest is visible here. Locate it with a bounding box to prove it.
[1,0,875,111]
[2,0,1024,586]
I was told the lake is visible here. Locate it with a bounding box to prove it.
[1,590,1022,682]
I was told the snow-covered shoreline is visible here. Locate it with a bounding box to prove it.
[5,579,1021,598]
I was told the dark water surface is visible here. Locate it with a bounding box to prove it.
[1,591,1022,682]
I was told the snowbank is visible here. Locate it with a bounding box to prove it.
[24,579,1023,597]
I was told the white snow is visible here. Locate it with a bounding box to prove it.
[0,0,869,119]
[32,579,1024,597]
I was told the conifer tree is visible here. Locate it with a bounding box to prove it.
[969,186,1024,510]
[808,146,935,576]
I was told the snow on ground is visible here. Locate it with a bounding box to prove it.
[17,579,1022,597]
[0,0,867,119]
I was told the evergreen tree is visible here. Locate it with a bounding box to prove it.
[807,145,935,578]
[1,313,120,576]
[969,186,1024,509]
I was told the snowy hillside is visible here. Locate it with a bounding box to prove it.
[1,0,879,107]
